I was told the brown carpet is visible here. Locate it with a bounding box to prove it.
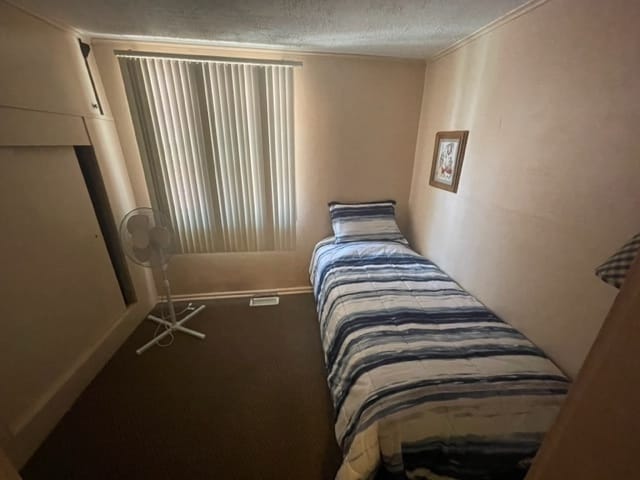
[21,294,341,480]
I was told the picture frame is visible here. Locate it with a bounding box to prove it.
[429,130,469,193]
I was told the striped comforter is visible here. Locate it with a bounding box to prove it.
[310,238,569,480]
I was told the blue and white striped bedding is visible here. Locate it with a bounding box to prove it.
[310,238,569,480]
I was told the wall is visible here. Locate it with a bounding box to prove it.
[92,40,425,295]
[0,1,96,116]
[0,1,156,467]
[408,0,640,378]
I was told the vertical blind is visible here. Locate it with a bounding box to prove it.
[118,55,296,253]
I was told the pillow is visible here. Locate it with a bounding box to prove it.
[328,200,407,244]
[595,233,640,289]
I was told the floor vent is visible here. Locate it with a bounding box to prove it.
[249,295,280,307]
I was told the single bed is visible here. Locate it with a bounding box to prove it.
[310,237,569,480]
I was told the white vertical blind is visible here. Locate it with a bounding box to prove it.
[119,56,295,253]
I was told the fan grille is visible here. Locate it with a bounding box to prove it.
[119,207,174,268]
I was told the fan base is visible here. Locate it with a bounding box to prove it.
[136,305,206,355]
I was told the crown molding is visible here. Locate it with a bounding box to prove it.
[430,0,551,62]
[89,32,427,64]
[89,32,305,54]
[4,0,549,64]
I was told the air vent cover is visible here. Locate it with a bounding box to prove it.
[249,296,280,307]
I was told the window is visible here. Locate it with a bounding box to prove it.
[118,52,296,253]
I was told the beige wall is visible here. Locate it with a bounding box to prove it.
[0,1,155,466]
[0,2,97,117]
[92,40,425,294]
[408,0,640,378]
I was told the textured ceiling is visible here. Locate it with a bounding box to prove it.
[12,0,529,58]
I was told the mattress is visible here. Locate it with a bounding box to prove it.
[310,237,569,480]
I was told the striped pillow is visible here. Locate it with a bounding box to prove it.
[329,200,407,244]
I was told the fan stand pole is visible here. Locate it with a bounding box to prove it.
[136,265,206,355]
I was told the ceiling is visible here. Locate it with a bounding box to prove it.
[12,0,529,59]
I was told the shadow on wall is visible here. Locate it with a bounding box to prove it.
[409,37,491,257]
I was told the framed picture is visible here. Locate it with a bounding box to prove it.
[429,130,469,193]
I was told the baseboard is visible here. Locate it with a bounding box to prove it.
[5,298,154,468]
[169,286,313,302]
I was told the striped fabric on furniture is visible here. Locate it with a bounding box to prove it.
[310,237,568,480]
[595,233,640,289]
[329,200,406,244]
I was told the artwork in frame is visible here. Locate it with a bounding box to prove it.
[429,130,469,193]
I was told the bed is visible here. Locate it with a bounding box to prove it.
[310,237,569,480]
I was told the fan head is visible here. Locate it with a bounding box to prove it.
[119,208,174,268]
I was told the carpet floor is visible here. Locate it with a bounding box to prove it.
[21,294,341,480]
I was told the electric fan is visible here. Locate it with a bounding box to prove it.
[119,207,206,355]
